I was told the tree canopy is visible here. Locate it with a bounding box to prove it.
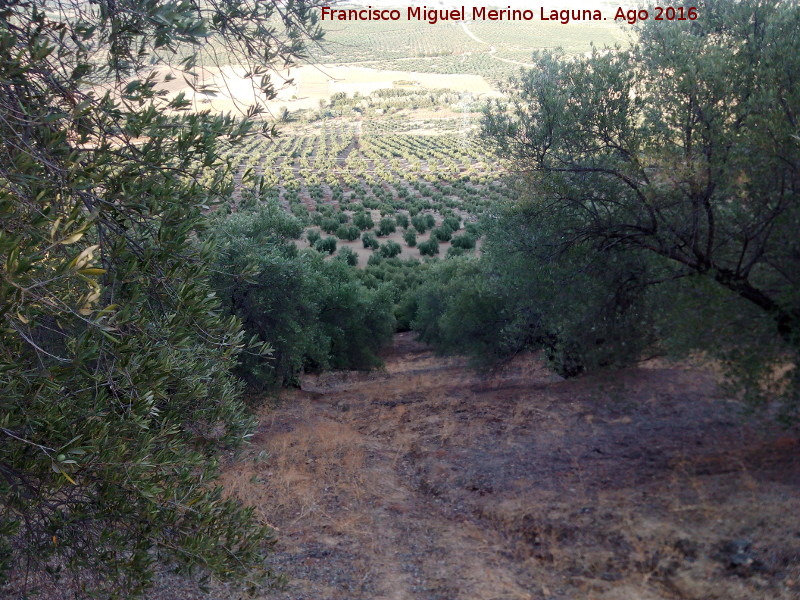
[0,0,320,596]
[207,201,395,389]
[477,0,799,416]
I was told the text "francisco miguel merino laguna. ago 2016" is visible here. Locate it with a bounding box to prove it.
[320,5,699,25]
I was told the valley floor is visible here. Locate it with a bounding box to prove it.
[167,333,800,599]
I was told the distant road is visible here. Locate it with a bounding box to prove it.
[458,21,536,68]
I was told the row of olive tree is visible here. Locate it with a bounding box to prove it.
[207,201,395,390]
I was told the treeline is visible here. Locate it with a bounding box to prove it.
[309,87,481,120]
[208,200,395,389]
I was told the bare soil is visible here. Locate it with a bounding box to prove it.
[180,333,800,599]
[152,65,498,116]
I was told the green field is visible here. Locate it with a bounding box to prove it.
[224,109,510,265]
[311,9,628,82]
[215,12,627,265]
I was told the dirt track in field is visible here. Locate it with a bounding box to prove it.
[169,333,800,600]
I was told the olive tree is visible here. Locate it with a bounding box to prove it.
[484,0,800,417]
[0,0,320,596]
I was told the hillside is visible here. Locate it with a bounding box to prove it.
[158,333,799,600]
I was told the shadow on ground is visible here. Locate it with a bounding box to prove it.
[166,332,800,600]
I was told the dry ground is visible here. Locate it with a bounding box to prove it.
[152,65,498,116]
[174,333,799,600]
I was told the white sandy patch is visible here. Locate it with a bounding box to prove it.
[151,63,499,116]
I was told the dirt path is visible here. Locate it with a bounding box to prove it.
[188,333,799,600]
[458,22,536,68]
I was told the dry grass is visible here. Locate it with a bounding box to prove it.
[211,333,800,600]
[222,402,369,533]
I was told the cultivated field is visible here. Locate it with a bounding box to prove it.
[311,8,628,81]
[195,7,630,265]
[221,104,511,264]
[187,12,800,599]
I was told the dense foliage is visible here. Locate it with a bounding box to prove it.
[209,203,396,389]
[411,211,657,376]
[475,0,800,418]
[0,0,321,596]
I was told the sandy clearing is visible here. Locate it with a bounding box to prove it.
[150,63,500,116]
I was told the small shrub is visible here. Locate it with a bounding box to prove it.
[362,232,380,249]
[291,202,309,219]
[337,246,359,266]
[336,224,360,241]
[431,226,452,242]
[418,238,440,256]
[380,240,402,258]
[451,233,476,249]
[306,228,321,246]
[321,217,339,234]
[315,236,337,254]
[465,221,481,237]
[411,214,428,233]
[353,211,374,230]
[377,216,396,236]
[447,246,466,258]
[443,216,461,231]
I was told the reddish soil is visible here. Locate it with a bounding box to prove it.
[177,333,800,599]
